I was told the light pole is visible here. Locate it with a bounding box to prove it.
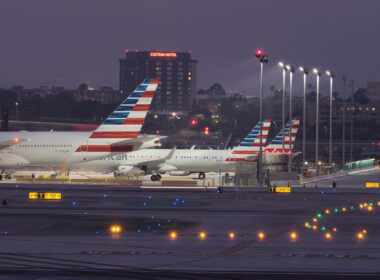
[313,69,321,175]
[350,80,354,162]
[342,77,346,168]
[299,67,308,168]
[278,62,287,152]
[326,71,334,167]
[15,102,19,121]
[286,65,295,172]
[254,49,268,186]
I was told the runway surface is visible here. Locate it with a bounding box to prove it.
[0,169,379,278]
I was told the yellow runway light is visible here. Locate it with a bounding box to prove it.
[312,225,318,230]
[170,231,177,240]
[258,232,265,240]
[364,203,368,207]
[342,207,346,212]
[377,201,380,206]
[325,209,330,214]
[313,218,318,223]
[362,229,367,234]
[368,206,373,211]
[357,232,365,240]
[110,225,122,233]
[333,227,338,232]
[325,232,332,239]
[229,232,235,239]
[290,232,297,240]
[199,232,206,240]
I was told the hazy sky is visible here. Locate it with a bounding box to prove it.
[0,0,379,96]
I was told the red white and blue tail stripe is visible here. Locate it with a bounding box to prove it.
[90,78,158,139]
[76,78,158,153]
[226,119,271,161]
[264,117,300,154]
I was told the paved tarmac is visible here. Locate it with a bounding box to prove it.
[0,170,379,279]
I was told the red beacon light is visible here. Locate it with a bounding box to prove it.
[190,119,197,126]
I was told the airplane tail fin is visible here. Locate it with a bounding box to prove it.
[264,117,300,153]
[90,78,159,140]
[226,119,271,162]
[76,78,159,153]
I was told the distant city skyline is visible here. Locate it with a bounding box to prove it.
[0,0,379,97]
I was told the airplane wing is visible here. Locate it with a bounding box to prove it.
[117,147,177,174]
[126,147,176,167]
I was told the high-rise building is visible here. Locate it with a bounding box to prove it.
[119,50,197,114]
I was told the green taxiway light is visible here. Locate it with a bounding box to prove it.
[369,202,374,206]
[350,206,354,210]
[308,225,312,229]
[334,208,339,213]
[317,213,323,218]
[321,226,326,231]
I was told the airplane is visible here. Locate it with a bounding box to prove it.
[77,119,272,180]
[0,78,159,168]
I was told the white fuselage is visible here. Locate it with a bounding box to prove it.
[78,148,254,174]
[0,131,147,168]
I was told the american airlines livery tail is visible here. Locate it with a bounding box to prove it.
[264,117,300,153]
[226,119,272,162]
[0,78,159,167]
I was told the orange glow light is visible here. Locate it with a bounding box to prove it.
[342,207,346,212]
[333,227,338,232]
[150,52,177,58]
[170,231,177,240]
[290,232,297,240]
[362,229,367,234]
[357,232,365,240]
[110,225,122,233]
[258,232,265,240]
[199,232,206,239]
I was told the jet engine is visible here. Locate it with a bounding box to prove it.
[117,165,144,175]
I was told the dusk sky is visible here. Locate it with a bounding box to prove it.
[0,0,379,96]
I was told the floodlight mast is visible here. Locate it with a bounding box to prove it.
[254,49,268,186]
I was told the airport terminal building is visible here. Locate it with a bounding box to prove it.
[119,51,197,114]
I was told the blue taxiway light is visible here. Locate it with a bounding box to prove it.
[103,194,107,198]
[72,201,77,206]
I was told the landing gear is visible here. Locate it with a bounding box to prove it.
[198,172,206,179]
[150,174,162,181]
